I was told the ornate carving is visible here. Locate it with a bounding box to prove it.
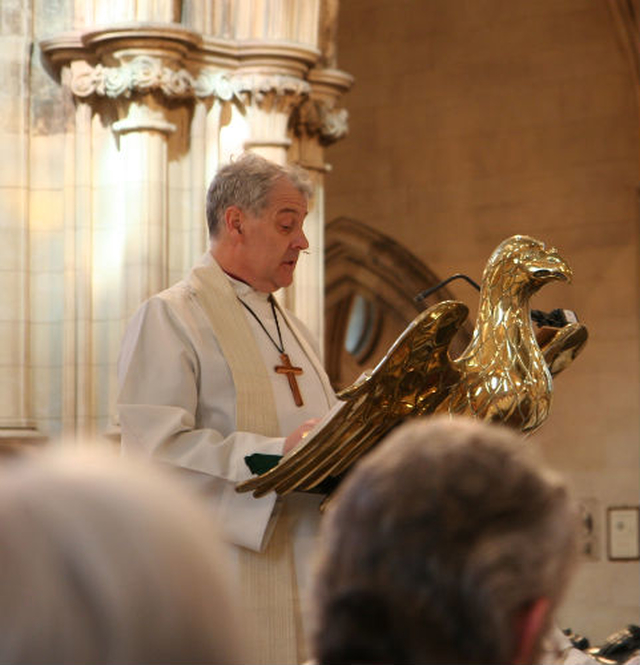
[292,67,353,143]
[230,73,311,104]
[60,55,321,109]
[293,98,349,144]
[62,55,239,102]
[194,69,236,100]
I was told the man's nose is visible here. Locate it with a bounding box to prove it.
[293,229,309,250]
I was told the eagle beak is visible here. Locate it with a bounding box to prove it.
[531,250,573,284]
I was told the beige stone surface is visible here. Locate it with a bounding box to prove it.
[0,370,23,421]
[0,321,23,367]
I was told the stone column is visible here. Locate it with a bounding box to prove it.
[289,67,353,355]
[61,100,93,437]
[43,27,202,435]
[112,97,175,314]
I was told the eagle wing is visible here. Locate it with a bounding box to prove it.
[236,300,468,498]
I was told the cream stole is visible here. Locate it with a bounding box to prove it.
[187,254,323,664]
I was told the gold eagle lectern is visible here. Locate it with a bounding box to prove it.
[237,235,588,499]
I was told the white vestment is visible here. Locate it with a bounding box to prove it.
[117,253,336,663]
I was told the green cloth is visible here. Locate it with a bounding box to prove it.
[245,453,283,476]
[244,453,343,496]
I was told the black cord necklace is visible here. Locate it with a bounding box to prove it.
[238,295,285,352]
[238,295,304,407]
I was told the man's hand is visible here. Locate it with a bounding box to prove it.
[283,419,320,454]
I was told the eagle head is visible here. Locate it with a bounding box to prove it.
[483,235,572,296]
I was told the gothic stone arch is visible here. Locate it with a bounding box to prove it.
[325,217,472,390]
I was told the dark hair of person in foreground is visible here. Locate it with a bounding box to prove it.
[310,416,578,665]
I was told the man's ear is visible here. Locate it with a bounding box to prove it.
[511,597,551,665]
[224,206,244,238]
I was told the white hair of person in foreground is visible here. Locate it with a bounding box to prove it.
[0,445,244,664]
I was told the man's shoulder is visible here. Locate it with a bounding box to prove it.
[153,279,193,304]
[148,254,214,307]
[130,280,196,325]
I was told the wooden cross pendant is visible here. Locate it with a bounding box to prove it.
[275,353,304,407]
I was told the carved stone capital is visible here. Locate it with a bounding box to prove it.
[60,55,320,109]
[293,99,349,145]
[194,69,237,100]
[42,27,322,103]
[40,24,352,144]
[231,72,311,106]
[61,55,238,102]
[292,68,354,144]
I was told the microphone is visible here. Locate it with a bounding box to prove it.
[414,274,480,303]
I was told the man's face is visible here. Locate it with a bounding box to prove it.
[235,177,309,292]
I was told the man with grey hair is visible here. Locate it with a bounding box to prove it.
[310,416,578,665]
[118,153,336,664]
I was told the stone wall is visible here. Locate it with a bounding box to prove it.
[326,0,640,643]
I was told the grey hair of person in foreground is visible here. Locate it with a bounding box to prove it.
[205,152,313,238]
[310,416,579,665]
[0,446,244,664]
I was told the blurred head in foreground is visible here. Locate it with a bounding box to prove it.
[0,446,243,664]
[311,416,578,665]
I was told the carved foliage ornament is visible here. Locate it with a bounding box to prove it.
[294,98,349,144]
[62,55,314,104]
[231,73,311,103]
[62,55,236,100]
